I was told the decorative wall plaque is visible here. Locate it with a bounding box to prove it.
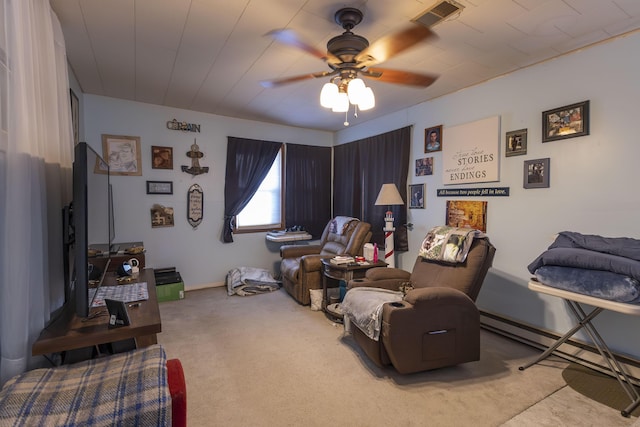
[187,184,203,228]
[181,140,209,175]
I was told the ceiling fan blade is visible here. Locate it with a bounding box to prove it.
[260,70,334,88]
[355,26,436,67]
[266,29,341,64]
[362,68,438,87]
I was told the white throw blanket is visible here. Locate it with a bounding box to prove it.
[341,287,403,341]
[226,267,281,296]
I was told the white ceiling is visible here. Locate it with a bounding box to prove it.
[50,0,640,132]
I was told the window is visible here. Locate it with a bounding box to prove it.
[235,148,283,232]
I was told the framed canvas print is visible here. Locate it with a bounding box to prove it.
[409,183,425,209]
[524,158,550,189]
[146,180,173,195]
[151,145,173,169]
[505,129,527,157]
[542,100,589,142]
[415,157,433,176]
[100,134,142,176]
[151,204,174,228]
[424,125,442,153]
[445,200,487,232]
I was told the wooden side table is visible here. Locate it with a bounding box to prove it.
[320,259,387,321]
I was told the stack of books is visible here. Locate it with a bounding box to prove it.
[330,256,355,265]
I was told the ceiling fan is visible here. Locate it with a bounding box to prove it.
[260,7,438,91]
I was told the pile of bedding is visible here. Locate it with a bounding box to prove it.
[528,231,640,303]
[226,266,281,296]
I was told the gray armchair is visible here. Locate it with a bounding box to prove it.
[346,236,495,374]
[280,218,372,305]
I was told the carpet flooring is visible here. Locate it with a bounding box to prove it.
[158,286,638,426]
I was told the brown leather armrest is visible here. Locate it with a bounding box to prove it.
[300,254,327,272]
[280,244,321,259]
[365,267,411,281]
[403,286,474,307]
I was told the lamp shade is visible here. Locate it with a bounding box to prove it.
[320,82,338,108]
[374,183,404,206]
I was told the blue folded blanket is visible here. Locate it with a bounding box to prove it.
[528,231,640,303]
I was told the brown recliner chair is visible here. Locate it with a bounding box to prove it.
[346,236,495,374]
[280,218,372,305]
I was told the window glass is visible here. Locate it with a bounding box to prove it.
[235,149,283,231]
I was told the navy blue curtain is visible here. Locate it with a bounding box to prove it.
[333,127,411,251]
[223,137,282,243]
[285,144,332,239]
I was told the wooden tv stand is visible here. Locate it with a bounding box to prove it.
[32,268,161,357]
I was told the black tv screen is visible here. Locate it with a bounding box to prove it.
[71,142,113,318]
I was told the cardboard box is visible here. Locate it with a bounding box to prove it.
[156,281,185,302]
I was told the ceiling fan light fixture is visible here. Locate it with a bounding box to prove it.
[320,82,339,108]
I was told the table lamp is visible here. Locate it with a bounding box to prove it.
[374,183,404,268]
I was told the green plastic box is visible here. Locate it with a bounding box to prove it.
[156,281,185,302]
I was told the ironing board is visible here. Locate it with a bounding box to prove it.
[519,279,640,417]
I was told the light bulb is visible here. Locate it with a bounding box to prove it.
[347,78,366,104]
[358,87,375,111]
[332,92,349,112]
[320,83,338,108]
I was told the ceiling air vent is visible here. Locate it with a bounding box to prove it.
[412,0,464,28]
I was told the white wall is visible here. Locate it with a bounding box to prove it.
[337,30,640,359]
[83,95,333,289]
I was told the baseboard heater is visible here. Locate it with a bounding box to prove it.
[480,310,640,385]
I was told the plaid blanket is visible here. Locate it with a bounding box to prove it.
[0,344,171,427]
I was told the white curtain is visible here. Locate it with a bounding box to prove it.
[0,0,73,385]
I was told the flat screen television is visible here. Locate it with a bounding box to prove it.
[67,142,114,318]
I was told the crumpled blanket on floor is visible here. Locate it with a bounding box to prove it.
[341,287,403,341]
[226,267,281,296]
[419,225,485,263]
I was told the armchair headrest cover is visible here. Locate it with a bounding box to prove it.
[419,225,486,264]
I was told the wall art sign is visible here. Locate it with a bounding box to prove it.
[437,187,509,197]
[442,116,500,185]
[181,139,210,175]
[542,100,589,142]
[187,184,204,228]
[166,118,201,133]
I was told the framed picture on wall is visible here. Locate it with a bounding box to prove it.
[523,158,550,189]
[424,125,442,153]
[415,157,433,176]
[151,145,173,169]
[98,134,142,176]
[409,183,425,209]
[505,129,527,157]
[542,100,590,142]
[146,180,173,195]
